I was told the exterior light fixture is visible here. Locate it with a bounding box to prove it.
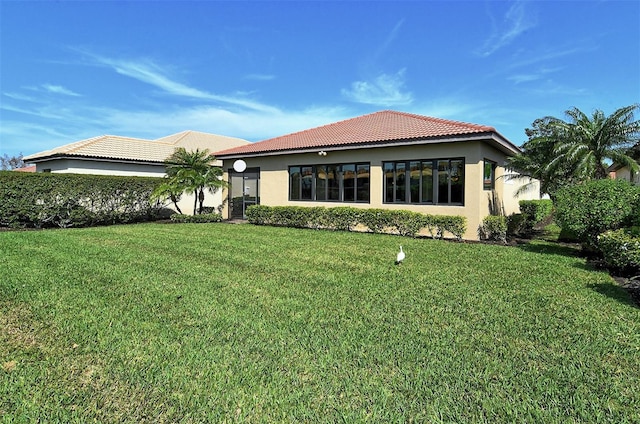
[318,150,327,156]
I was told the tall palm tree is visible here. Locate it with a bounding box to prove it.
[164,148,227,214]
[545,104,640,180]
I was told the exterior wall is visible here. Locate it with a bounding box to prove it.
[614,166,640,185]
[222,140,538,240]
[33,158,223,215]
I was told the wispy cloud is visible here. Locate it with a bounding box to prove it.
[75,49,281,114]
[244,73,276,81]
[507,66,562,84]
[41,84,81,97]
[477,1,537,57]
[342,69,413,107]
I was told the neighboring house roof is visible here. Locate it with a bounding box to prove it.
[13,165,36,172]
[24,130,250,163]
[216,110,521,158]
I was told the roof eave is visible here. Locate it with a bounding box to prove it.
[217,131,521,160]
[24,153,167,166]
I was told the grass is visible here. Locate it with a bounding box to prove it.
[1,223,639,423]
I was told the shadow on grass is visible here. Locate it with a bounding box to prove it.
[514,240,581,258]
[587,282,640,309]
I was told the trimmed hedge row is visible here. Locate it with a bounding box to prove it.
[170,213,223,223]
[245,205,467,240]
[0,171,164,228]
[478,215,507,243]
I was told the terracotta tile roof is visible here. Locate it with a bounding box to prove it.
[13,165,36,172]
[24,131,250,163]
[216,110,515,157]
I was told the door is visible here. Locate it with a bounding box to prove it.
[229,168,260,219]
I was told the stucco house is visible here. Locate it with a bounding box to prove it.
[215,110,539,240]
[608,164,640,185]
[24,130,250,213]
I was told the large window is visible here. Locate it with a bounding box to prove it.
[384,159,464,205]
[289,163,370,202]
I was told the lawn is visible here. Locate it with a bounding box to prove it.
[1,223,639,423]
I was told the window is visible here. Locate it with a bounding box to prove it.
[288,163,370,202]
[384,159,464,205]
[483,159,496,190]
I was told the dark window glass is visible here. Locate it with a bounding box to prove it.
[356,164,370,202]
[301,166,313,200]
[316,165,327,200]
[450,160,464,204]
[483,160,496,190]
[343,164,356,202]
[437,160,449,204]
[409,161,421,203]
[421,161,434,203]
[395,162,406,202]
[384,162,394,203]
[327,165,340,201]
[290,166,301,200]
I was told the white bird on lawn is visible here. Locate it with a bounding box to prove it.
[395,245,405,265]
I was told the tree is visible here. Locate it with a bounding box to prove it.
[506,118,579,199]
[507,104,640,198]
[1,153,25,170]
[163,148,227,215]
[547,104,639,180]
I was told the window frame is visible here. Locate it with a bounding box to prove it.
[383,158,465,206]
[288,163,370,203]
[483,159,497,191]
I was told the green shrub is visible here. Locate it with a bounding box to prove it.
[170,213,222,223]
[359,209,394,233]
[0,171,163,228]
[244,205,467,239]
[506,213,525,236]
[390,210,426,238]
[598,229,640,276]
[478,215,507,243]
[554,179,640,247]
[436,216,467,241]
[245,205,271,225]
[519,199,553,231]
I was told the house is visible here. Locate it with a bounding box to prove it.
[24,130,250,213]
[215,110,540,240]
[608,164,640,185]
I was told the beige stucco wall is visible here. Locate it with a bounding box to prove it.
[33,158,223,215]
[222,140,539,240]
[614,166,640,185]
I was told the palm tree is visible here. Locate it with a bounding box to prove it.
[545,104,640,181]
[164,148,227,215]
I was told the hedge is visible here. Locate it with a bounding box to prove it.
[554,179,640,247]
[598,228,640,277]
[245,205,467,240]
[0,171,164,228]
[519,199,553,231]
[170,213,223,223]
[478,215,507,243]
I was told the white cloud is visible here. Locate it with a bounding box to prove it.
[342,69,413,107]
[244,74,276,81]
[41,84,81,97]
[477,1,537,57]
[75,50,281,114]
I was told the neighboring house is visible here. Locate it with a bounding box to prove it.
[13,165,36,173]
[24,130,250,213]
[215,110,540,240]
[608,164,640,185]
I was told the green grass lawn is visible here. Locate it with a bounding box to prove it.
[1,223,639,423]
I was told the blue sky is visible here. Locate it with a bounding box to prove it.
[1,0,638,159]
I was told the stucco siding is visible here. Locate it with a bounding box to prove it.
[222,140,535,239]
